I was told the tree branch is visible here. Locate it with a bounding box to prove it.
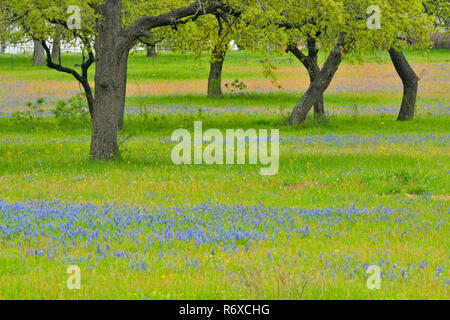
[122,0,231,47]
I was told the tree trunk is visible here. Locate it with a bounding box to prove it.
[147,44,157,57]
[313,91,325,116]
[33,40,45,66]
[90,0,129,160]
[81,80,95,118]
[289,35,346,125]
[51,36,61,62]
[208,46,227,97]
[388,49,419,121]
[306,62,325,117]
[288,38,325,118]
[306,38,325,118]
[308,71,325,117]
[0,37,6,53]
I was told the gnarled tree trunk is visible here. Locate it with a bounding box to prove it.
[33,40,45,66]
[389,49,419,121]
[208,45,227,97]
[289,35,347,125]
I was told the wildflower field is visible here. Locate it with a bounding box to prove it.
[0,49,449,299]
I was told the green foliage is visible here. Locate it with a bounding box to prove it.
[259,58,282,86]
[1,0,246,54]
[241,0,435,59]
[224,79,248,93]
[11,98,45,121]
[52,94,90,121]
[424,0,450,31]
[1,0,97,45]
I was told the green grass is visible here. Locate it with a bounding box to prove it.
[0,49,448,300]
[125,92,444,110]
[1,48,448,82]
[1,114,449,201]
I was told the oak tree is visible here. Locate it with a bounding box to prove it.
[2,0,239,159]
[242,0,434,124]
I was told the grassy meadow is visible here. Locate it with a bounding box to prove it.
[0,49,448,299]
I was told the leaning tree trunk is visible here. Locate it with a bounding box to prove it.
[304,54,325,118]
[33,40,45,66]
[289,35,346,125]
[306,37,325,117]
[313,90,325,116]
[288,38,325,118]
[146,44,157,57]
[388,49,419,121]
[208,45,227,97]
[90,1,129,160]
[306,56,325,117]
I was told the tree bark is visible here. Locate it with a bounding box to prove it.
[313,92,325,116]
[0,37,6,53]
[90,0,130,160]
[147,44,157,57]
[33,40,45,66]
[388,49,419,121]
[208,45,227,97]
[287,37,325,118]
[81,79,95,118]
[51,36,61,62]
[306,38,325,117]
[289,35,347,125]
